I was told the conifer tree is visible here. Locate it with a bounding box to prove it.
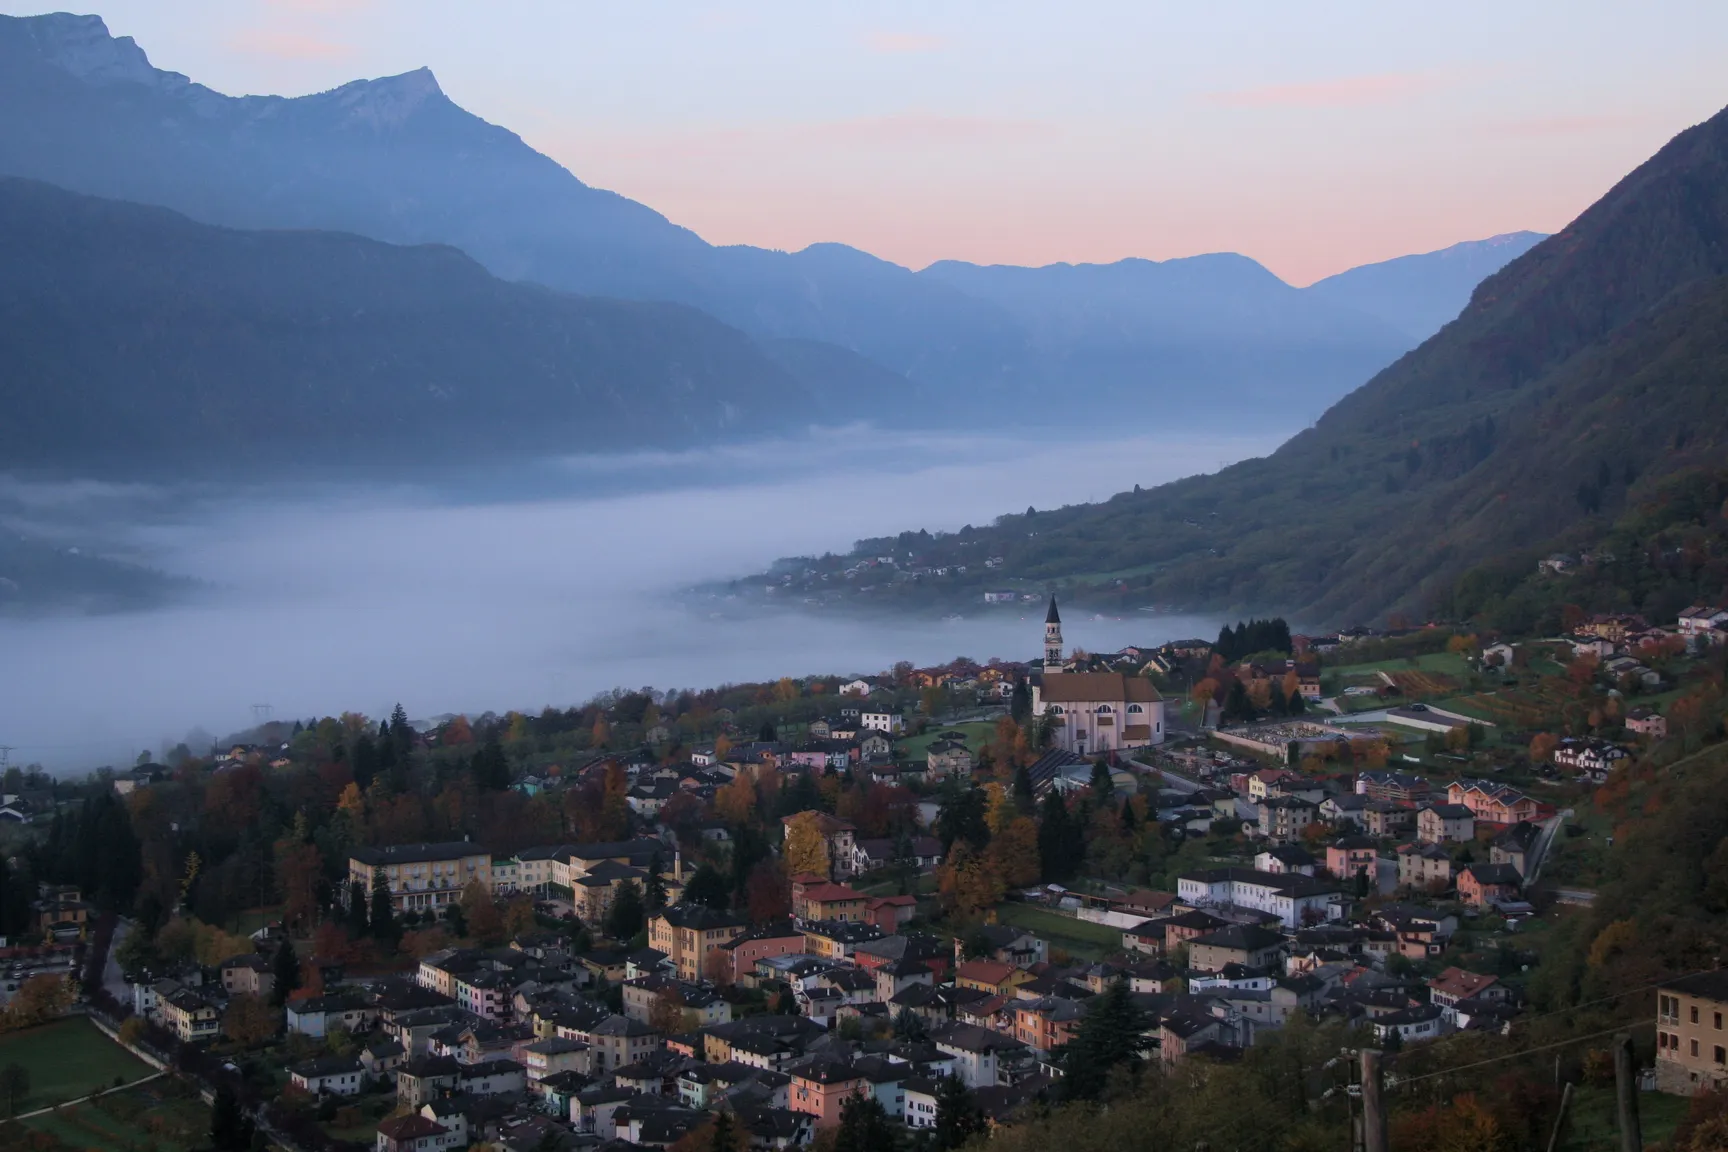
[933,1072,987,1150]
[270,936,301,1006]
[369,866,400,951]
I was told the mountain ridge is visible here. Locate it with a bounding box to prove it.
[0,12,1538,434]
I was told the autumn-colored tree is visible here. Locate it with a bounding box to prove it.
[1566,653,1601,685]
[745,860,792,924]
[461,880,505,946]
[714,734,734,760]
[502,895,537,940]
[984,783,1016,837]
[936,839,1004,922]
[223,993,277,1047]
[275,840,323,933]
[775,677,800,704]
[442,715,474,745]
[0,975,75,1031]
[703,945,735,986]
[1191,678,1219,710]
[1528,732,1559,763]
[783,812,831,879]
[715,774,757,827]
[592,714,612,748]
[985,816,1041,888]
[650,987,687,1034]
[1245,677,1273,712]
[1587,918,1638,969]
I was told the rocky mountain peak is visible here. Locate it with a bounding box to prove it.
[2,12,190,91]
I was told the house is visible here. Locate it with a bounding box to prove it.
[954,960,1033,998]
[1457,864,1521,909]
[781,812,859,879]
[1253,846,1317,875]
[1627,708,1669,739]
[1257,796,1319,845]
[1176,868,1347,929]
[715,922,807,985]
[586,1016,661,1072]
[957,924,1047,969]
[1678,606,1728,639]
[1447,780,1539,826]
[1319,793,1372,827]
[376,1115,459,1152]
[1657,971,1728,1094]
[159,988,220,1044]
[1012,997,1088,1056]
[1356,771,1431,804]
[1417,804,1475,844]
[1188,924,1287,973]
[791,880,870,923]
[1325,837,1378,881]
[851,836,943,877]
[349,842,493,914]
[864,894,919,933]
[930,1022,1024,1088]
[926,740,973,779]
[1490,822,1542,877]
[219,953,275,999]
[789,1056,870,1128]
[860,712,904,734]
[1372,1004,1445,1045]
[801,920,885,959]
[1552,738,1632,777]
[648,904,747,982]
[1363,803,1416,838]
[1396,844,1454,891]
[290,1055,364,1097]
[1428,968,1510,1024]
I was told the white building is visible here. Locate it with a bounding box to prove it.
[1175,867,1346,929]
[1031,599,1165,755]
[860,711,904,734]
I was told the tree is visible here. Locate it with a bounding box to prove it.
[1037,791,1081,883]
[649,986,686,1034]
[985,816,1041,889]
[893,1006,926,1040]
[782,812,831,879]
[368,866,400,951]
[1059,978,1151,1101]
[1012,763,1035,812]
[2,974,75,1029]
[1010,676,1032,724]
[270,936,302,1006]
[210,1084,254,1152]
[605,880,646,940]
[461,879,505,946]
[745,860,792,924]
[934,783,990,853]
[1529,732,1559,763]
[645,852,669,913]
[683,865,732,910]
[833,1093,901,1152]
[936,839,1003,922]
[933,1073,987,1151]
[0,1064,28,1117]
[223,992,278,1046]
[1090,759,1114,802]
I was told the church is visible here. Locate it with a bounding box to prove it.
[1030,597,1166,756]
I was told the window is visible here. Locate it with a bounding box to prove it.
[1717,1012,1723,1030]
[1097,705,1113,714]
[1693,1039,1702,1058]
[1128,704,1144,714]
[1718,1046,1726,1066]
[1695,1006,1703,1025]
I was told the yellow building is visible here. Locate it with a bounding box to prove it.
[1658,972,1728,1094]
[348,842,492,913]
[648,904,747,982]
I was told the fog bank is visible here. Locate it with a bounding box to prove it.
[0,428,1285,770]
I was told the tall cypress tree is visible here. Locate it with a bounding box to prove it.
[1060,977,1151,1101]
[932,1073,987,1151]
[1037,791,1078,883]
[368,867,399,950]
[270,936,301,1006]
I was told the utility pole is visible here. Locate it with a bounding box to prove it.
[1614,1032,1642,1152]
[251,703,273,727]
[0,746,13,770]
[1362,1049,1388,1152]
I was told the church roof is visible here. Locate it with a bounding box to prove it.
[1038,672,1162,704]
[1046,596,1061,625]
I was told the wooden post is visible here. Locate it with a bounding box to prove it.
[1545,1081,1574,1152]
[1614,1032,1642,1152]
[1362,1049,1388,1152]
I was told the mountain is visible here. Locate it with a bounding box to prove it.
[1303,232,1549,340]
[0,13,1503,432]
[0,177,815,472]
[754,102,1728,626]
[920,254,1413,421]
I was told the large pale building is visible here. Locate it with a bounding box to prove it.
[1031,598,1166,755]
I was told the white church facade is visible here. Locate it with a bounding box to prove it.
[1030,597,1166,756]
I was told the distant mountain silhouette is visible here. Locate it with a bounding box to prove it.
[0,13,1527,432]
[776,102,1728,624]
[1304,232,1549,340]
[0,178,814,473]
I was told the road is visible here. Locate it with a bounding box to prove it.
[1523,809,1571,885]
[12,1072,164,1120]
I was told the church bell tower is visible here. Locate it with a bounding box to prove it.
[1044,596,1063,673]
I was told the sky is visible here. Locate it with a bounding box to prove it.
[4,2,1727,283]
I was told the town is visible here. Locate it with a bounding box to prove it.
[1,597,1726,1152]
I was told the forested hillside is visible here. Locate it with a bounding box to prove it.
[774,101,1728,626]
[0,179,814,473]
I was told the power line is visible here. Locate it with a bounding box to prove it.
[1394,1022,1652,1088]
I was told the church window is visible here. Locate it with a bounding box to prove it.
[1097,705,1113,714]
[1127,704,1144,714]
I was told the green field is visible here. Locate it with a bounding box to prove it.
[900,720,1001,762]
[0,1019,155,1112]
[1328,651,1471,679]
[23,1080,208,1152]
[1561,1083,1690,1150]
[994,902,1122,959]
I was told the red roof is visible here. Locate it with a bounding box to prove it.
[956,959,1017,986]
[378,1116,449,1142]
[800,883,867,904]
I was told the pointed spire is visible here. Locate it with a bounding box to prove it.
[1046,596,1061,625]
